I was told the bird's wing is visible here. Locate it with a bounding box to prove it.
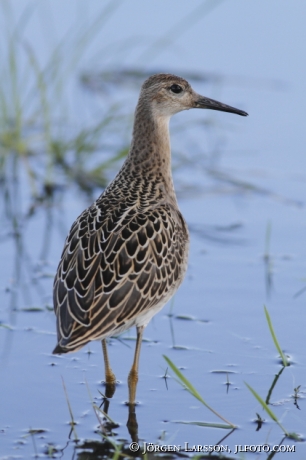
[53,201,186,352]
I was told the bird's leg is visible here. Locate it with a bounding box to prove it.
[101,339,116,398]
[128,326,144,405]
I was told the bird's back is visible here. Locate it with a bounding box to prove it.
[53,163,189,353]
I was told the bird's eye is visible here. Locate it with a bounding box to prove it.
[169,84,183,94]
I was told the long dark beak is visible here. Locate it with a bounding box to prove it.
[195,94,248,117]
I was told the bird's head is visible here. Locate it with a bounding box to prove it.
[140,73,248,118]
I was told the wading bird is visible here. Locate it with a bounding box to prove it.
[53,73,247,405]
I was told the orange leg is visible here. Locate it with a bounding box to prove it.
[128,326,144,405]
[101,339,116,398]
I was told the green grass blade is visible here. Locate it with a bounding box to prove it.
[0,323,12,330]
[264,220,271,258]
[61,377,79,441]
[175,420,233,429]
[264,306,289,367]
[163,355,235,428]
[245,382,288,435]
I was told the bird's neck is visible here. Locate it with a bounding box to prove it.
[126,102,177,204]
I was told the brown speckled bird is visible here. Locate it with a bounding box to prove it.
[53,73,247,404]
